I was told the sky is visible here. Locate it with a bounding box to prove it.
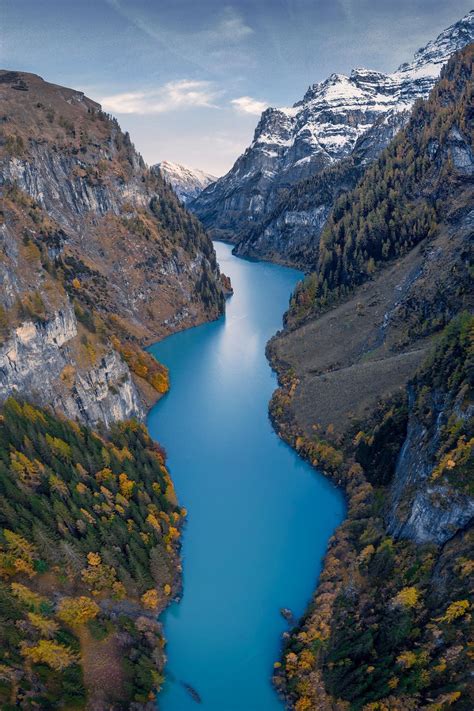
[1,1,472,175]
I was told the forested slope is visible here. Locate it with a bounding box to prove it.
[0,398,184,708]
[268,45,474,711]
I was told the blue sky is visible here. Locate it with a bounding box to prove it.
[1,1,472,174]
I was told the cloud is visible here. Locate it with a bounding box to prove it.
[209,6,254,42]
[104,1,255,73]
[100,79,221,115]
[231,96,268,115]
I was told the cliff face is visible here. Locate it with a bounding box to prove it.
[154,160,216,204]
[191,11,473,265]
[388,388,474,546]
[269,46,474,711]
[0,70,225,426]
[0,305,143,427]
[233,111,406,268]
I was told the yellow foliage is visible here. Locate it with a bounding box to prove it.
[80,508,95,524]
[72,277,81,289]
[167,526,180,540]
[392,587,419,608]
[45,434,72,460]
[164,584,171,596]
[298,649,315,671]
[60,364,76,386]
[27,612,59,638]
[11,583,46,610]
[397,651,417,669]
[165,482,178,506]
[440,599,470,623]
[146,513,161,532]
[95,467,114,483]
[295,698,312,711]
[358,544,375,564]
[57,596,100,626]
[119,472,134,498]
[22,403,46,424]
[456,557,474,579]
[21,639,77,671]
[1,529,36,578]
[141,589,159,610]
[49,473,68,497]
[10,451,44,488]
[426,691,461,710]
[87,552,101,567]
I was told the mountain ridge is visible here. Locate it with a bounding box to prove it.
[191,10,474,262]
[154,160,216,204]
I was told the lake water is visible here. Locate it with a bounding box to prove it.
[147,242,344,711]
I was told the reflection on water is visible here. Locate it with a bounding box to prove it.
[148,242,345,710]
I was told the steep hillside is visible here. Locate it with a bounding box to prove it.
[0,397,184,709]
[0,71,225,709]
[267,45,473,711]
[0,70,225,424]
[154,160,216,204]
[191,11,473,261]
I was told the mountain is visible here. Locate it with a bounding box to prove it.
[0,70,226,708]
[154,160,216,204]
[0,70,225,426]
[191,10,474,263]
[268,45,473,710]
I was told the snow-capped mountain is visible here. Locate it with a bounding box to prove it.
[154,160,216,204]
[191,11,474,242]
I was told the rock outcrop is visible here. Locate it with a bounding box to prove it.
[388,389,474,545]
[154,160,216,204]
[0,70,225,426]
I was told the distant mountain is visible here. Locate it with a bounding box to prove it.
[154,160,216,204]
[191,10,474,262]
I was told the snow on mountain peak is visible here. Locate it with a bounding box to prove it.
[155,161,216,204]
[191,11,474,234]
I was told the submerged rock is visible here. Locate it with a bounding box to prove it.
[180,681,202,704]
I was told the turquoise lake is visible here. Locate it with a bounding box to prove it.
[147,242,345,711]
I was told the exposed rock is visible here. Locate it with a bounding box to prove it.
[0,70,225,426]
[0,302,144,426]
[388,391,474,545]
[154,160,216,204]
[219,272,233,296]
[191,11,474,265]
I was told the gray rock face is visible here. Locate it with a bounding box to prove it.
[154,161,216,204]
[0,302,144,427]
[233,159,362,267]
[191,11,474,257]
[5,145,147,230]
[388,392,474,545]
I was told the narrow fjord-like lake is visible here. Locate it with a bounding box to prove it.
[148,242,344,710]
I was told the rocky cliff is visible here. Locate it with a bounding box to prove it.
[268,46,473,711]
[192,11,474,266]
[154,160,216,204]
[0,70,225,425]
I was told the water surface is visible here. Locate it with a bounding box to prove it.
[148,242,344,710]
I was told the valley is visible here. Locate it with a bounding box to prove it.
[0,6,472,711]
